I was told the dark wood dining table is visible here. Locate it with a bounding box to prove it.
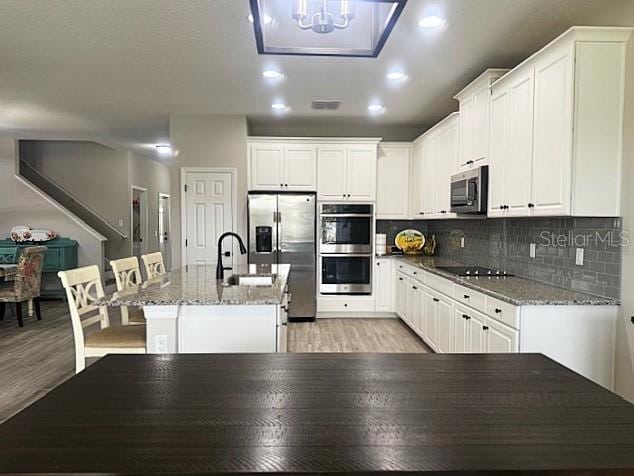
[0,353,633,475]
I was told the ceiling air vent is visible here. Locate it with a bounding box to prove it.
[311,100,341,111]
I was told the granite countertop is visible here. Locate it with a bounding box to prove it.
[380,254,619,306]
[98,264,290,306]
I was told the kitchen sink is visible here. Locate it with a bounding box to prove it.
[222,274,276,287]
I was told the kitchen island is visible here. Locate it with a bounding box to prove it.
[1,353,634,475]
[101,264,290,353]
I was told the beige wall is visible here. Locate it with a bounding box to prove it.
[19,140,171,261]
[169,114,248,268]
[616,34,634,403]
[0,138,105,269]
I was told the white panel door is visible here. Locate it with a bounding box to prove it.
[486,318,519,353]
[472,82,491,166]
[249,144,283,190]
[317,147,347,200]
[531,44,573,216]
[184,171,233,267]
[284,145,317,190]
[488,85,510,217]
[468,311,487,353]
[377,145,410,218]
[505,67,534,217]
[346,146,376,201]
[436,295,453,353]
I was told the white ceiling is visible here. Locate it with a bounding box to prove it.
[1,0,633,155]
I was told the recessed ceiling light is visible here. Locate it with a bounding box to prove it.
[248,13,273,25]
[262,69,285,80]
[418,15,446,29]
[271,103,288,112]
[155,145,172,156]
[368,104,385,114]
[387,71,408,81]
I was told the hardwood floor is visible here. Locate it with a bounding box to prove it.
[0,301,426,423]
[288,318,430,353]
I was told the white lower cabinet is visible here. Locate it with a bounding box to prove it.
[391,260,617,389]
[374,258,393,312]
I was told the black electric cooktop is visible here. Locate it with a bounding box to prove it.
[435,266,513,277]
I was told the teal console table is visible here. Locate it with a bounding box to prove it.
[0,237,78,298]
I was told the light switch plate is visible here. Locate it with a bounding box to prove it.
[155,335,168,353]
[576,248,584,266]
[529,243,536,258]
[460,237,465,248]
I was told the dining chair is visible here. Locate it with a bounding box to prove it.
[58,265,146,373]
[141,251,166,279]
[109,256,145,326]
[0,247,18,265]
[0,246,46,327]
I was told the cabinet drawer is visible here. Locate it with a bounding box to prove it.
[486,297,520,330]
[318,298,375,313]
[454,284,486,313]
[395,262,423,281]
[425,272,454,298]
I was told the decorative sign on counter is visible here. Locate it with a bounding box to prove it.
[395,229,425,255]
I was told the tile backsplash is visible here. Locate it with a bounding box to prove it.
[376,217,623,299]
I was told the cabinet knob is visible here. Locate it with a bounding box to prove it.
[462,314,470,320]
[344,303,348,307]
[280,184,284,187]
[347,194,351,198]
[499,205,504,210]
[463,294,470,299]
[495,308,502,314]
[504,205,509,210]
[528,203,535,208]
[433,297,440,302]
[483,326,489,331]
[440,210,447,214]
[419,212,425,215]
[377,262,380,266]
[413,271,417,275]
[412,286,417,290]
[399,277,403,281]
[342,194,346,198]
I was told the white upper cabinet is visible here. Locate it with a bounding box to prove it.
[346,146,377,201]
[249,141,316,191]
[454,69,508,170]
[317,146,347,199]
[376,143,411,219]
[412,113,459,219]
[249,138,378,199]
[487,27,632,218]
[317,143,378,201]
[284,145,317,191]
[249,143,284,190]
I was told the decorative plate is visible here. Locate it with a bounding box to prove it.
[395,229,425,254]
[10,226,57,243]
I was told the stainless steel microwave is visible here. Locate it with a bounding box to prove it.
[450,166,488,214]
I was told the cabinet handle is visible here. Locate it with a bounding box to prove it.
[419,212,425,215]
[433,297,439,302]
[504,205,509,210]
[463,294,470,299]
[528,203,535,208]
[440,210,447,214]
[412,286,417,290]
[495,308,502,314]
[499,205,504,210]
[483,326,489,331]
[462,314,470,320]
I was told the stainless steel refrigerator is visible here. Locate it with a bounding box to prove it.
[247,192,316,320]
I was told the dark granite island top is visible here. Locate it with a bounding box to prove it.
[388,255,620,306]
[1,353,634,475]
[98,263,290,306]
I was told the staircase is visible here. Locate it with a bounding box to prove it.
[18,158,127,279]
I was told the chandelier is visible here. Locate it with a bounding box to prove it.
[292,0,356,34]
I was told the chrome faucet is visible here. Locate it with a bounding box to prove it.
[216,232,247,280]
